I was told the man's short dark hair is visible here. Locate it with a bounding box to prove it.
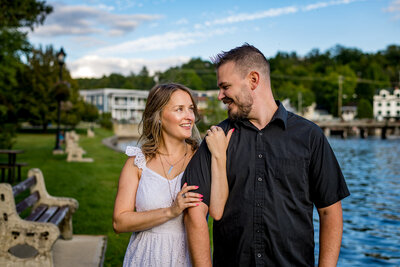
[211,43,270,78]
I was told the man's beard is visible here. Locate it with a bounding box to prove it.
[224,91,253,121]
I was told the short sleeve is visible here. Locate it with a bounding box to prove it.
[182,141,212,206]
[309,128,350,208]
[125,146,146,170]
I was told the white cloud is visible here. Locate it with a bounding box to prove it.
[31,3,162,37]
[385,0,400,20]
[69,55,191,78]
[71,36,108,47]
[303,0,361,11]
[204,6,298,26]
[94,27,236,56]
[175,18,189,25]
[96,3,115,11]
[200,0,362,27]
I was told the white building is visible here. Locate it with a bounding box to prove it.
[303,102,334,121]
[191,90,220,111]
[79,88,148,122]
[79,88,221,122]
[341,105,357,121]
[373,88,400,121]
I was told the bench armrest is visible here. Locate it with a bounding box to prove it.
[28,168,79,212]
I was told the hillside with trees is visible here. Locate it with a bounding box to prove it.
[76,44,400,118]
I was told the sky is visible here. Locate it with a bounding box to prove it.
[28,0,400,79]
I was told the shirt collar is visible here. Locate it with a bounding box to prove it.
[232,100,288,130]
[270,100,288,130]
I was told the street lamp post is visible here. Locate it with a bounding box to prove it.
[54,47,66,153]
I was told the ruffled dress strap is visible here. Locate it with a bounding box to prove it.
[125,146,146,170]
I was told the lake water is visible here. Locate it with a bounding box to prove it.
[315,137,400,266]
[119,137,400,265]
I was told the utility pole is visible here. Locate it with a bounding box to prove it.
[338,75,343,119]
[297,91,302,115]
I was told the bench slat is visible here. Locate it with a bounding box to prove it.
[25,204,48,221]
[12,176,36,196]
[36,206,59,222]
[16,191,40,214]
[49,206,69,226]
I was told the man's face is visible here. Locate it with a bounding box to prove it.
[217,61,253,120]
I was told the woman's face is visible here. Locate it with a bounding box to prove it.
[161,90,195,141]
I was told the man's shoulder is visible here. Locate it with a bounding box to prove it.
[287,111,324,136]
[217,118,233,132]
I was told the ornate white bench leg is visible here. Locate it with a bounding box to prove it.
[0,184,59,267]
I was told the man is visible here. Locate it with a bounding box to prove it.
[182,43,350,267]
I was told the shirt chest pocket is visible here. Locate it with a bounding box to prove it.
[269,158,309,199]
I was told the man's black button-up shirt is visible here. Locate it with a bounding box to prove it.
[182,102,350,267]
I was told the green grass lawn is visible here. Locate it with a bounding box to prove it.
[14,128,129,266]
[13,128,214,266]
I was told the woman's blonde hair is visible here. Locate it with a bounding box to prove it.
[138,83,200,159]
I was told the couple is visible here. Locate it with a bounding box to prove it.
[113,44,350,267]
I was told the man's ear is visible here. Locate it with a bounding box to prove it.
[248,71,260,90]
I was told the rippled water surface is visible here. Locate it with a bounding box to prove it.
[314,137,400,266]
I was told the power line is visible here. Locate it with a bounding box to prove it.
[270,73,389,85]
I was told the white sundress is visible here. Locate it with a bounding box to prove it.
[122,146,191,267]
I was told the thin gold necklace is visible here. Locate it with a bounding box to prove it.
[160,145,188,175]
[159,149,187,204]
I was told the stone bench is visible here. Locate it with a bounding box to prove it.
[0,168,79,267]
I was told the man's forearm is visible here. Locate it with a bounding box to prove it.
[318,201,343,267]
[184,204,212,267]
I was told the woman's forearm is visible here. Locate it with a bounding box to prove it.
[209,154,228,220]
[113,207,175,233]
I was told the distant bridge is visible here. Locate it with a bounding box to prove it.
[315,120,400,139]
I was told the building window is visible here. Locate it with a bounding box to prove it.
[378,103,382,107]
[397,102,400,106]
[378,111,382,115]
[397,94,400,98]
[387,111,390,115]
[397,111,400,115]
[382,94,386,98]
[387,102,390,107]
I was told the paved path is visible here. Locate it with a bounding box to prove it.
[53,235,107,267]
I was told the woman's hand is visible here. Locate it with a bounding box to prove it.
[205,126,234,159]
[170,183,203,218]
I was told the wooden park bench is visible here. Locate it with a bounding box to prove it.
[0,168,79,267]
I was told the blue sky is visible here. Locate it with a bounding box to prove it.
[28,0,400,78]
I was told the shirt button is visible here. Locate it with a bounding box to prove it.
[256,203,261,207]
[258,154,262,158]
[258,177,262,182]
[257,253,262,258]
[256,229,260,233]
[259,132,263,136]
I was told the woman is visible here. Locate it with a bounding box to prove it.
[113,83,232,266]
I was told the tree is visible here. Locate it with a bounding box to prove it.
[0,0,52,146]
[274,81,315,111]
[357,98,373,119]
[17,46,65,131]
[134,66,155,89]
[196,96,227,133]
